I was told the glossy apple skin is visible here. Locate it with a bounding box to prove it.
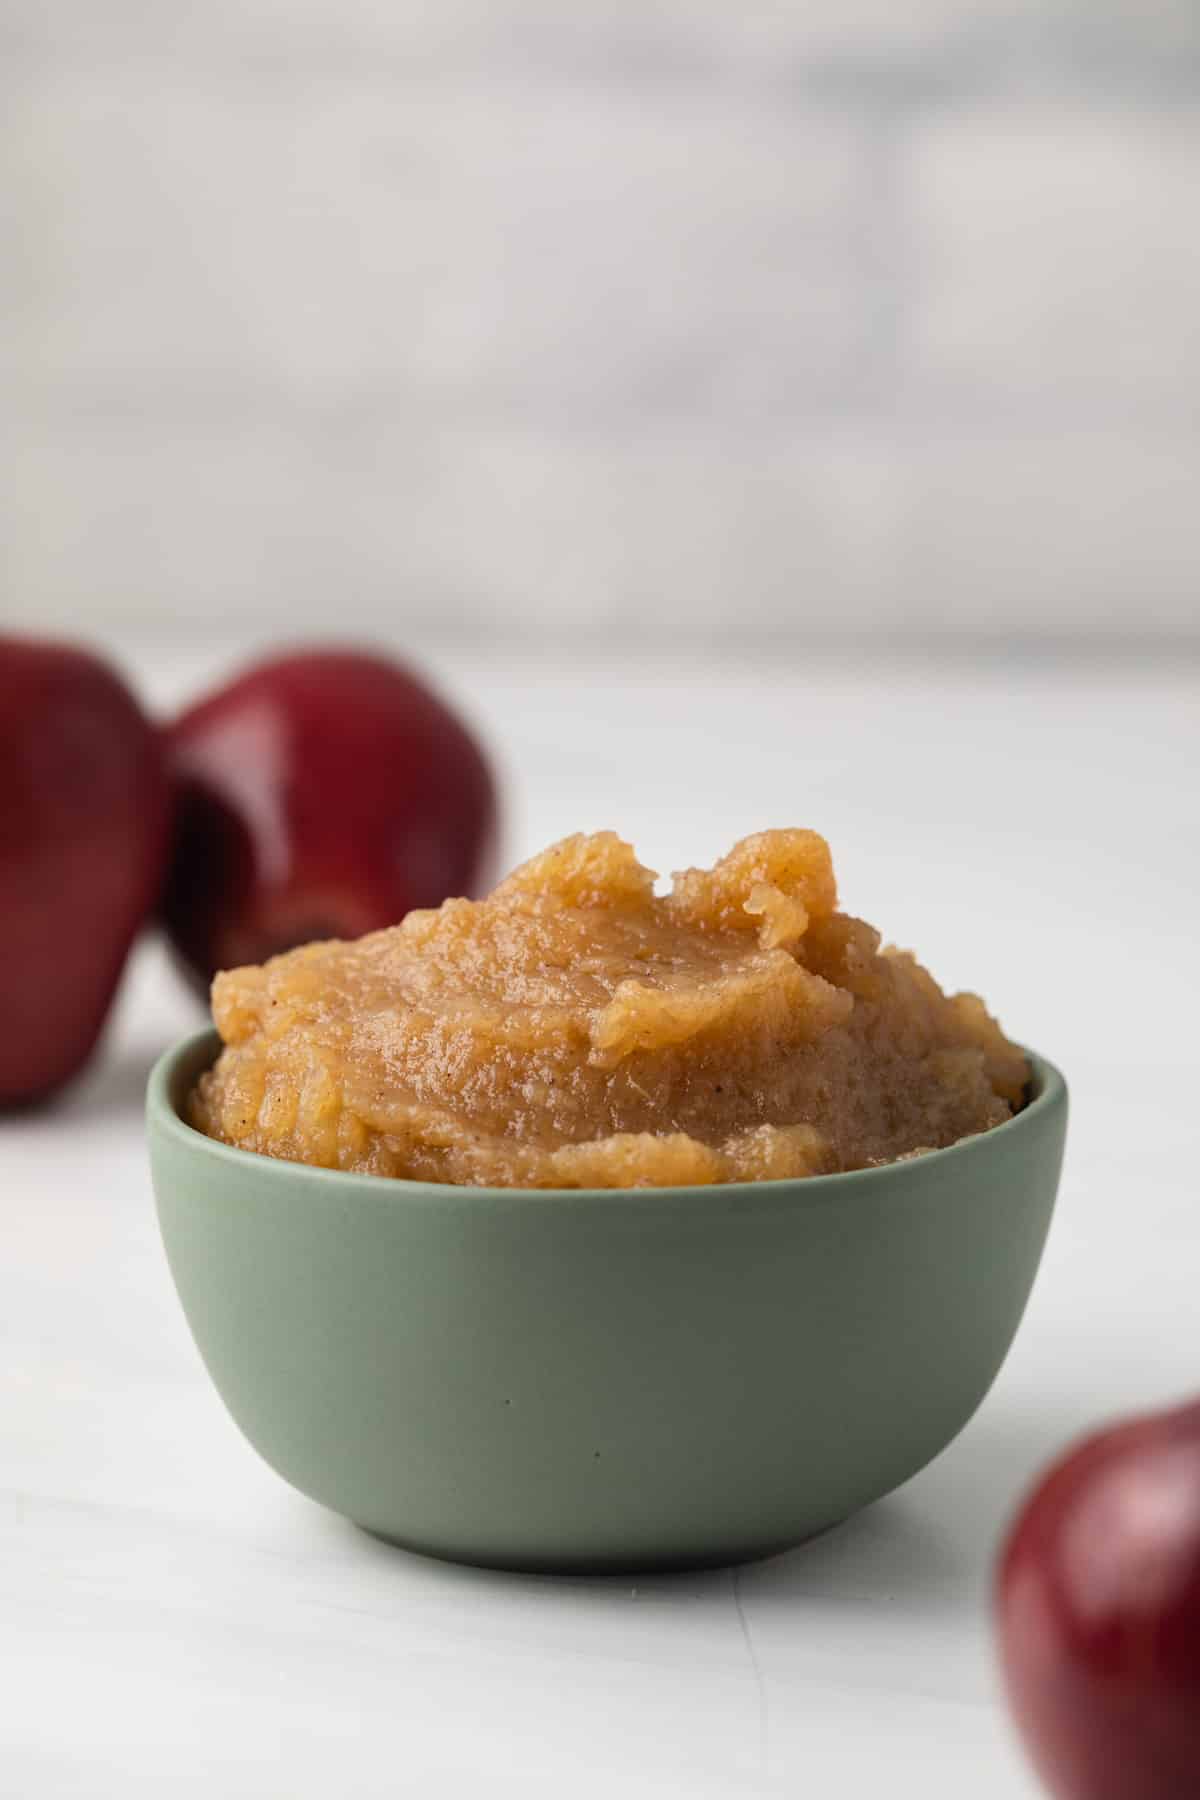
[161,648,499,987]
[997,1398,1200,1800]
[0,637,170,1105]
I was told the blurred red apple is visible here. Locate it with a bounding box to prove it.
[161,647,498,987]
[0,636,170,1105]
[997,1397,1200,1799]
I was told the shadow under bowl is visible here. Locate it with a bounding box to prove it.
[147,1030,1067,1574]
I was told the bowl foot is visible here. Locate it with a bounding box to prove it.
[353,1516,849,1577]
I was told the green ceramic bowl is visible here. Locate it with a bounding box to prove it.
[148,1029,1067,1573]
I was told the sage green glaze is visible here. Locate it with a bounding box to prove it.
[148,1030,1067,1572]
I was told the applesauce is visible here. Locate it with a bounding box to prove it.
[191,830,1028,1187]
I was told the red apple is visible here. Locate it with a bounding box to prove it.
[996,1397,1200,1799]
[0,636,170,1105]
[161,647,498,986]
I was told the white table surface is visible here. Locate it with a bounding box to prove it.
[3,642,1198,1799]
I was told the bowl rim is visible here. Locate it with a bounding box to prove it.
[147,1026,1067,1211]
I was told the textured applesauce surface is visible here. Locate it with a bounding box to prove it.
[191,830,1029,1187]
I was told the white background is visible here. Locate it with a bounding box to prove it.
[3,641,1198,1797]
[3,0,1200,647]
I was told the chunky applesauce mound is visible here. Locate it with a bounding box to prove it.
[191,830,1028,1187]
